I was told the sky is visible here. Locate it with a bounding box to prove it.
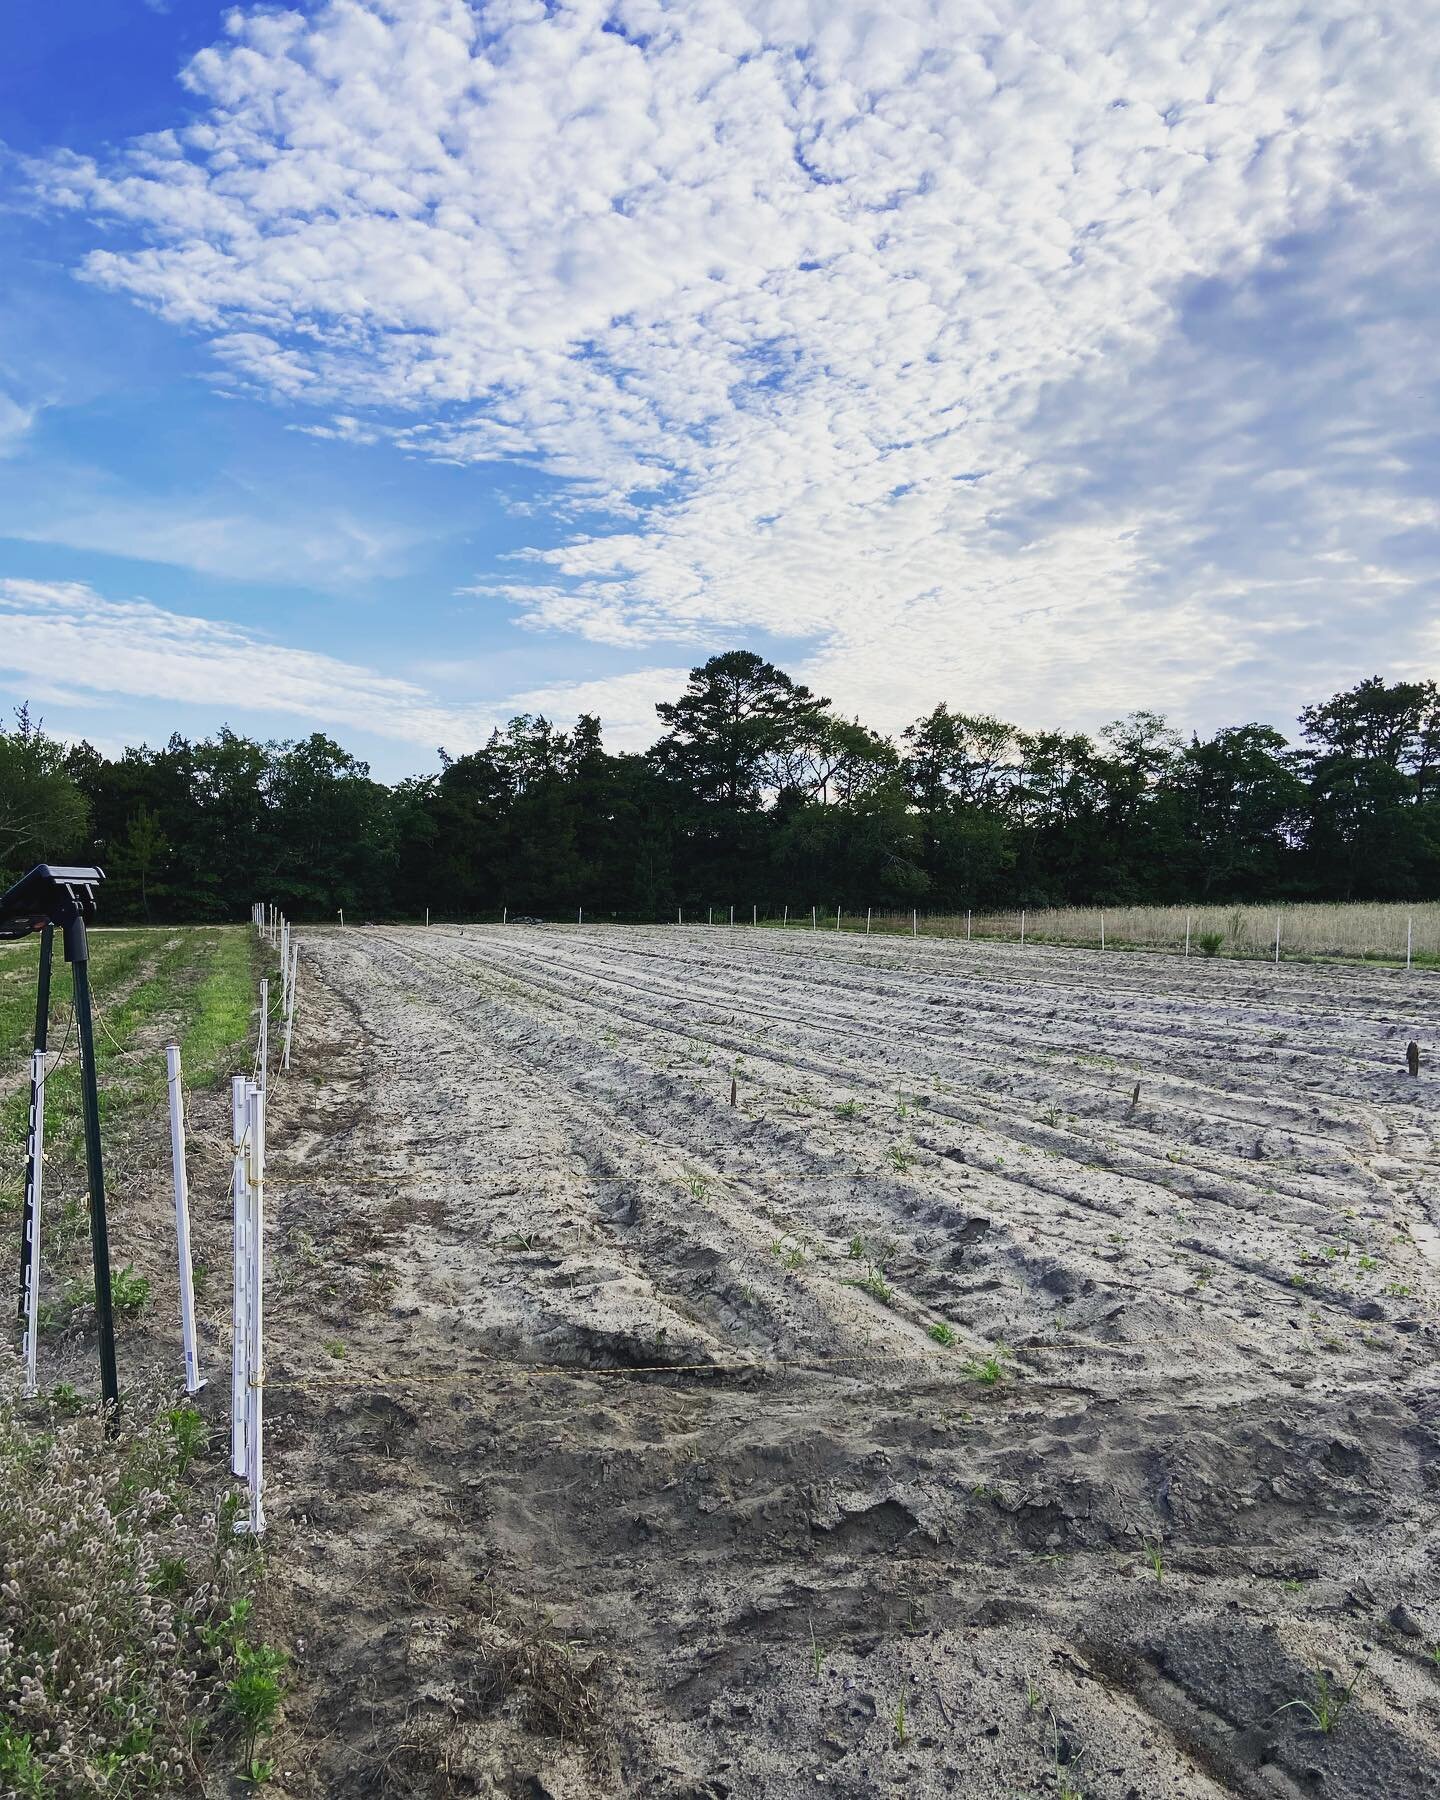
[1,0,1437,780]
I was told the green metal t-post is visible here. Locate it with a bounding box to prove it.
[64,912,119,1412]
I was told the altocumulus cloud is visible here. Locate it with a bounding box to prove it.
[31,0,1440,731]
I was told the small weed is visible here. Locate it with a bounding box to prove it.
[854,1269,894,1306]
[894,1689,908,1746]
[227,1641,286,1776]
[1281,1577,1306,1594]
[835,1099,860,1119]
[323,1339,346,1359]
[848,1234,866,1260]
[1196,931,1223,957]
[888,1143,916,1174]
[1357,1255,1379,1272]
[1141,1536,1164,1582]
[1273,1664,1365,1735]
[166,1404,206,1473]
[683,1168,713,1202]
[1385,1282,1412,1298]
[964,1342,1010,1385]
[1047,1709,1086,1799]
[808,1616,825,1681]
[1024,1670,1042,1710]
[49,1381,83,1414]
[928,1322,957,1347]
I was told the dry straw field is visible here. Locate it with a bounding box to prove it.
[246,919,1440,1798]
[833,901,1440,963]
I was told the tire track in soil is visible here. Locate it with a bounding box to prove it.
[261,926,1440,1800]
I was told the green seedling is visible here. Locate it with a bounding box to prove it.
[848,1234,866,1260]
[835,1099,860,1119]
[964,1342,1010,1385]
[166,1404,206,1473]
[855,1269,893,1306]
[323,1339,346,1359]
[928,1322,956,1347]
[894,1689,908,1746]
[888,1144,916,1173]
[1272,1664,1366,1735]
[1142,1536,1164,1582]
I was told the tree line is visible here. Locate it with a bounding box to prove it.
[2,656,1437,923]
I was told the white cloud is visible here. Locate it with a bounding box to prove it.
[0,577,679,754]
[28,1,1440,731]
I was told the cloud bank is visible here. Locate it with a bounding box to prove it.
[0,578,679,755]
[30,0,1440,729]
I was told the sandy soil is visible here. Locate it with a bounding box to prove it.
[255,924,1440,1799]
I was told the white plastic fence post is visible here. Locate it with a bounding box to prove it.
[1185,913,1191,958]
[730,905,734,926]
[1021,909,1026,946]
[281,947,298,1073]
[1275,915,1281,965]
[258,979,269,1092]
[230,1076,248,1478]
[502,906,506,925]
[753,904,757,926]
[783,905,788,928]
[166,1043,203,1395]
[579,907,583,926]
[21,1050,46,1397]
[338,908,344,928]
[678,907,682,925]
[967,909,972,940]
[243,1081,265,1536]
[912,909,917,937]
[836,906,841,932]
[1407,916,1413,969]
[425,906,430,927]
[812,906,817,931]
[1100,912,1105,952]
[866,907,872,935]
[709,906,713,926]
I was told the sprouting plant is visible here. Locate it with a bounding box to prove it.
[323,1339,346,1359]
[1196,930,1223,957]
[1386,1282,1412,1298]
[1047,1710,1086,1800]
[855,1269,894,1305]
[1281,1577,1306,1594]
[895,1092,910,1119]
[166,1404,205,1473]
[1272,1664,1366,1735]
[1357,1255,1379,1272]
[49,1381,82,1415]
[888,1143,916,1173]
[848,1234,866,1260]
[894,1689,908,1746]
[835,1099,860,1119]
[928,1322,956,1347]
[1141,1536,1164,1582]
[782,1247,805,1271]
[964,1342,1010,1385]
[227,1640,286,1778]
[1023,1670,1042,1711]
[0,1728,46,1799]
[683,1168,713,1202]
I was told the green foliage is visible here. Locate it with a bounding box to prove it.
[1196,930,1225,956]
[928,1322,957,1347]
[7,667,1437,920]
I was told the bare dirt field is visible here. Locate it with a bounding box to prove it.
[257,924,1440,1800]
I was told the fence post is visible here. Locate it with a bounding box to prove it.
[709,906,713,926]
[1275,915,1281,965]
[502,906,507,925]
[338,908,344,928]
[258,979,269,1093]
[836,906,841,932]
[578,907,583,926]
[1100,912,1105,952]
[1185,913,1191,958]
[730,905,734,926]
[242,1080,265,1536]
[1407,915,1413,969]
[166,1043,203,1395]
[966,909,971,940]
[1021,909,1026,947]
[783,905,788,928]
[20,1050,45,1397]
[912,909,917,937]
[753,904,757,926]
[281,946,298,1073]
[230,1077,247,1478]
[812,906,817,931]
[866,906,871,935]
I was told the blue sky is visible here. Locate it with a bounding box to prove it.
[2,1,1437,779]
